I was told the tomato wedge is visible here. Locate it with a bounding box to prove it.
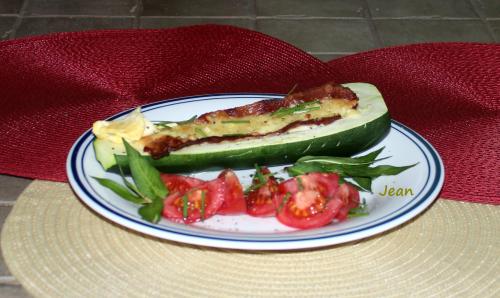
[217,169,246,215]
[162,179,225,223]
[246,166,278,217]
[274,173,357,229]
[161,169,360,228]
[160,174,204,194]
[333,182,360,221]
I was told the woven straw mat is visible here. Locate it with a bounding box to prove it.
[2,180,499,297]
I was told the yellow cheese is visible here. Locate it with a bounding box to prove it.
[153,97,358,140]
[92,107,156,151]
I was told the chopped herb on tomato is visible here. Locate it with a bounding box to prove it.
[277,192,291,213]
[97,146,414,230]
[200,190,206,220]
[296,176,304,190]
[163,180,225,224]
[273,173,360,229]
[182,193,189,218]
[246,166,279,217]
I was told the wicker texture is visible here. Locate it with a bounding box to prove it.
[2,180,499,297]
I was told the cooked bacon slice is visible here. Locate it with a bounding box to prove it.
[196,83,357,122]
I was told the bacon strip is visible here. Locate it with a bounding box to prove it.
[196,83,357,122]
[143,83,357,159]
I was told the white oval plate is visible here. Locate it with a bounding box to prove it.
[67,93,444,250]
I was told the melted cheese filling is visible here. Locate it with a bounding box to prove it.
[149,97,357,141]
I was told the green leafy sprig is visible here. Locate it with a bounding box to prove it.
[348,199,369,217]
[93,177,145,204]
[286,147,417,192]
[244,164,276,194]
[93,139,168,223]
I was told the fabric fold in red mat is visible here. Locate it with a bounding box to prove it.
[0,25,498,204]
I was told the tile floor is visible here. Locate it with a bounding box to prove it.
[0,0,497,296]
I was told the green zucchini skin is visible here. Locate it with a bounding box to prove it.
[113,112,390,173]
[95,83,391,173]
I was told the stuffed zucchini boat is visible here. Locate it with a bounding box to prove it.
[93,82,390,172]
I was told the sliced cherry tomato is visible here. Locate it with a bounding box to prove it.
[217,169,246,215]
[162,179,225,224]
[334,182,360,221]
[246,166,279,217]
[160,174,204,194]
[274,173,346,229]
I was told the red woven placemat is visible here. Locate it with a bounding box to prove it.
[328,44,499,204]
[0,25,498,204]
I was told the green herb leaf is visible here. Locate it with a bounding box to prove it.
[271,100,321,117]
[195,127,208,137]
[244,173,276,194]
[347,211,370,217]
[123,139,168,201]
[277,192,291,213]
[354,147,385,163]
[93,177,145,204]
[244,164,270,194]
[254,164,266,184]
[297,156,388,166]
[182,193,189,219]
[351,177,372,192]
[116,162,152,203]
[200,190,206,221]
[289,162,417,179]
[221,120,251,124]
[349,164,418,177]
[297,147,389,166]
[138,199,164,223]
[244,183,261,194]
[296,176,304,190]
[348,199,369,217]
[287,161,352,177]
[298,156,372,165]
[286,162,326,176]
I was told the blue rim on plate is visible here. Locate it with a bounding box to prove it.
[67,93,444,250]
